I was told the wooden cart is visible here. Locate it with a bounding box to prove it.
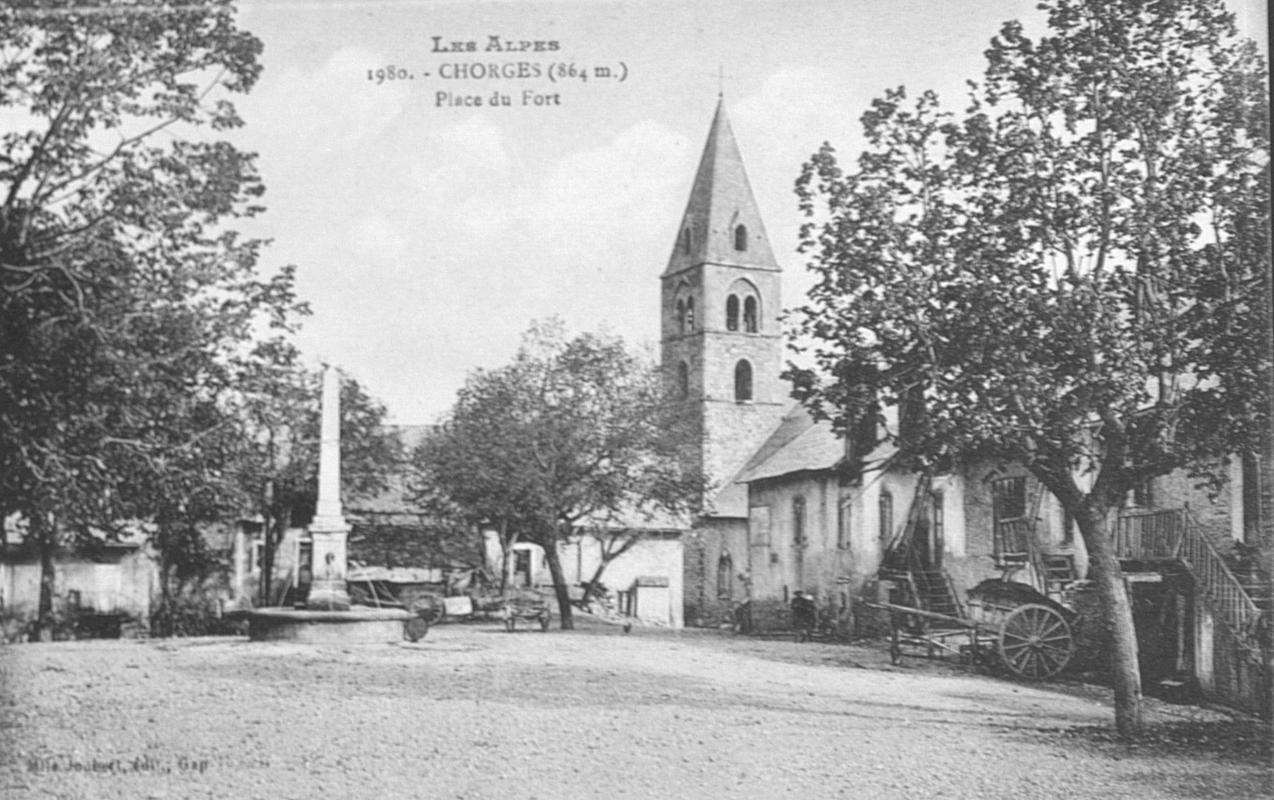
[868,594,1076,681]
[499,593,552,632]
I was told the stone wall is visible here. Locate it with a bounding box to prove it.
[682,517,748,627]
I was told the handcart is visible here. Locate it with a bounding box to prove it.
[867,584,1076,681]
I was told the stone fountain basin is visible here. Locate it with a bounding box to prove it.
[243,606,413,644]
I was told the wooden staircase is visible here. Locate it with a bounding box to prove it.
[1115,509,1267,659]
[910,567,961,618]
[1042,554,1078,598]
[879,474,963,620]
[991,482,1077,603]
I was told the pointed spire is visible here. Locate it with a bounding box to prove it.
[665,98,778,275]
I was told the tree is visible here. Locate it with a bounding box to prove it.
[416,319,704,629]
[788,0,1268,737]
[575,523,650,609]
[0,1,306,635]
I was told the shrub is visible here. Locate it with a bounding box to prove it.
[150,593,245,638]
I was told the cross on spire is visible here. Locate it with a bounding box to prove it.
[711,64,735,97]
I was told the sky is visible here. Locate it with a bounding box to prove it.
[228,0,1269,425]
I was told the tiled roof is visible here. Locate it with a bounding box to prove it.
[737,405,844,484]
[663,97,778,276]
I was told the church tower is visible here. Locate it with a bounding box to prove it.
[662,98,786,518]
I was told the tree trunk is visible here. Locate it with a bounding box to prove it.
[579,557,609,608]
[1078,505,1144,738]
[32,518,56,643]
[158,531,173,637]
[260,519,274,607]
[1259,234,1274,723]
[498,520,516,596]
[579,533,641,608]
[542,538,574,630]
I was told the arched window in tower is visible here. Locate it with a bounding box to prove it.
[685,298,695,332]
[734,224,748,251]
[726,295,740,331]
[681,227,692,255]
[676,299,686,334]
[734,359,753,402]
[743,296,758,333]
[677,361,689,398]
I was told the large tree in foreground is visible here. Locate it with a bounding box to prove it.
[0,1,305,636]
[788,0,1269,736]
[416,320,704,629]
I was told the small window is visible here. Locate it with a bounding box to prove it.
[749,506,771,547]
[743,296,758,332]
[1241,452,1261,543]
[734,224,748,251]
[1130,479,1154,509]
[726,295,740,331]
[717,551,733,600]
[685,298,695,332]
[681,227,691,255]
[734,359,753,401]
[992,477,1027,522]
[837,500,851,549]
[793,496,806,546]
[677,361,689,398]
[676,299,686,333]
[879,490,893,544]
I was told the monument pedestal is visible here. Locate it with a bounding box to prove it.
[306,527,351,611]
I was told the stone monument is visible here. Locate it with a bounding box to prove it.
[305,365,352,611]
[241,365,411,643]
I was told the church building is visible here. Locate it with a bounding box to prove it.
[660,98,787,626]
[663,99,1268,715]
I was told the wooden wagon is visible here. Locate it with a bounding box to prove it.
[868,581,1077,681]
[498,590,552,632]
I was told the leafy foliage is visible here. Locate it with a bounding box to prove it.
[416,319,705,628]
[788,0,1268,735]
[0,1,308,632]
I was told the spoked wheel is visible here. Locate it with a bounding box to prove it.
[996,603,1074,681]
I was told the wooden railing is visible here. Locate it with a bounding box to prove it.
[1113,508,1185,560]
[1115,508,1265,655]
[994,517,1033,559]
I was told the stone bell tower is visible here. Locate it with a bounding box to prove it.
[661,97,785,518]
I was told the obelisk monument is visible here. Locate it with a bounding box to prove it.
[306,365,351,611]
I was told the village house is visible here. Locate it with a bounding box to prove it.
[0,522,157,641]
[665,98,1270,714]
[229,423,687,627]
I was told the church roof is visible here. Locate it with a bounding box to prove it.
[736,404,845,484]
[663,97,778,276]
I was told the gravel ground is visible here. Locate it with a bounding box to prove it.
[1,615,1270,800]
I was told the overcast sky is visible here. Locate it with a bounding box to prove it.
[230,0,1268,425]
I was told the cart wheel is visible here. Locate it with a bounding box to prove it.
[404,616,429,642]
[539,614,550,632]
[996,603,1074,681]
